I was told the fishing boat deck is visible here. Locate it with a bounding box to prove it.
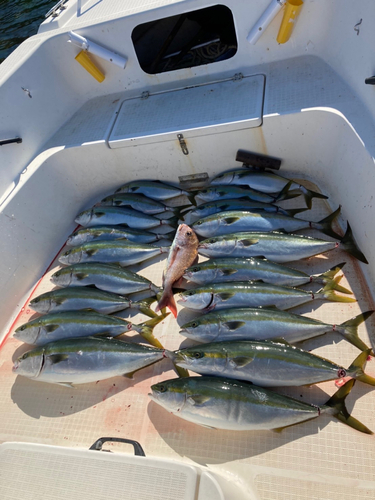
[1,183,375,499]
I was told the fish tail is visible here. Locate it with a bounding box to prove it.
[284,207,309,217]
[171,204,192,216]
[314,206,343,239]
[187,193,198,206]
[162,216,179,229]
[274,181,300,202]
[137,312,170,348]
[134,296,158,318]
[337,311,374,354]
[155,286,178,318]
[300,185,328,209]
[324,379,373,434]
[314,262,351,294]
[340,222,368,264]
[321,279,356,303]
[348,349,375,386]
[164,350,190,378]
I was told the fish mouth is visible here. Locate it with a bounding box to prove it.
[12,359,20,372]
[198,243,208,249]
[177,294,187,303]
[183,271,192,279]
[179,329,189,337]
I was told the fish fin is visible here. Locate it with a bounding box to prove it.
[300,186,328,209]
[321,279,356,303]
[284,207,308,217]
[324,379,373,434]
[75,272,89,280]
[163,216,179,228]
[137,312,170,349]
[187,194,197,206]
[174,365,190,378]
[314,206,343,239]
[93,211,106,218]
[319,274,352,295]
[172,204,192,215]
[217,292,235,301]
[272,417,317,433]
[200,424,217,430]
[348,349,375,386]
[230,356,253,368]
[45,324,60,333]
[223,217,240,225]
[48,354,69,364]
[219,268,238,276]
[85,248,98,257]
[155,287,178,318]
[53,296,67,305]
[314,262,351,294]
[239,238,259,247]
[338,311,374,354]
[223,321,246,330]
[57,382,75,388]
[123,370,137,379]
[187,394,211,406]
[274,181,294,202]
[340,222,368,264]
[134,297,158,318]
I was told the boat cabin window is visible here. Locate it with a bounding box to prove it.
[132,5,237,74]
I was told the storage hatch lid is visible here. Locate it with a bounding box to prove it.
[0,441,225,500]
[108,74,264,148]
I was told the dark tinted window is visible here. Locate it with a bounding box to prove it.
[132,5,237,74]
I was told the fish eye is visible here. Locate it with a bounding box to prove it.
[193,352,203,359]
[21,353,29,360]
[188,291,195,296]
[54,271,61,277]
[186,231,192,236]
[64,250,71,255]
[192,267,200,272]
[158,385,166,393]
[209,239,216,244]
[196,221,202,225]
[19,325,26,331]
[33,297,40,303]
[191,322,198,328]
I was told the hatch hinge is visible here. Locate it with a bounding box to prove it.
[141,91,150,100]
[177,134,189,155]
[45,0,68,18]
[233,72,243,81]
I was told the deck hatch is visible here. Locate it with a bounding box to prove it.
[108,74,265,149]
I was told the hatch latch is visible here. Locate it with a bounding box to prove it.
[177,134,189,155]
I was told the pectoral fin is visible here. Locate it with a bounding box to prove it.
[48,354,69,364]
[224,217,240,225]
[217,292,235,301]
[230,356,253,368]
[45,324,60,333]
[187,394,211,406]
[219,268,238,276]
[240,238,259,247]
[57,382,75,388]
[223,321,246,331]
[75,273,89,280]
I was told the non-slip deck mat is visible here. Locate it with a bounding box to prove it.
[1,180,375,499]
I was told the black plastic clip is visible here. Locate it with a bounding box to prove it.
[0,137,22,146]
[236,149,282,170]
[365,76,375,85]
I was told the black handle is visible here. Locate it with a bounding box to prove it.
[89,437,146,456]
[0,137,22,146]
[236,149,281,170]
[365,76,375,85]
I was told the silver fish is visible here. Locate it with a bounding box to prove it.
[188,185,277,205]
[99,193,185,215]
[177,281,355,312]
[180,198,305,225]
[149,376,372,433]
[210,169,328,208]
[59,240,170,267]
[198,224,368,264]
[51,262,161,296]
[115,180,188,200]
[29,287,157,316]
[183,258,351,293]
[191,207,341,239]
[171,341,375,387]
[75,206,177,229]
[179,307,373,353]
[66,226,172,246]
[13,337,166,386]
[14,311,167,348]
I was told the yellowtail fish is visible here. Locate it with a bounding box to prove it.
[149,376,373,434]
